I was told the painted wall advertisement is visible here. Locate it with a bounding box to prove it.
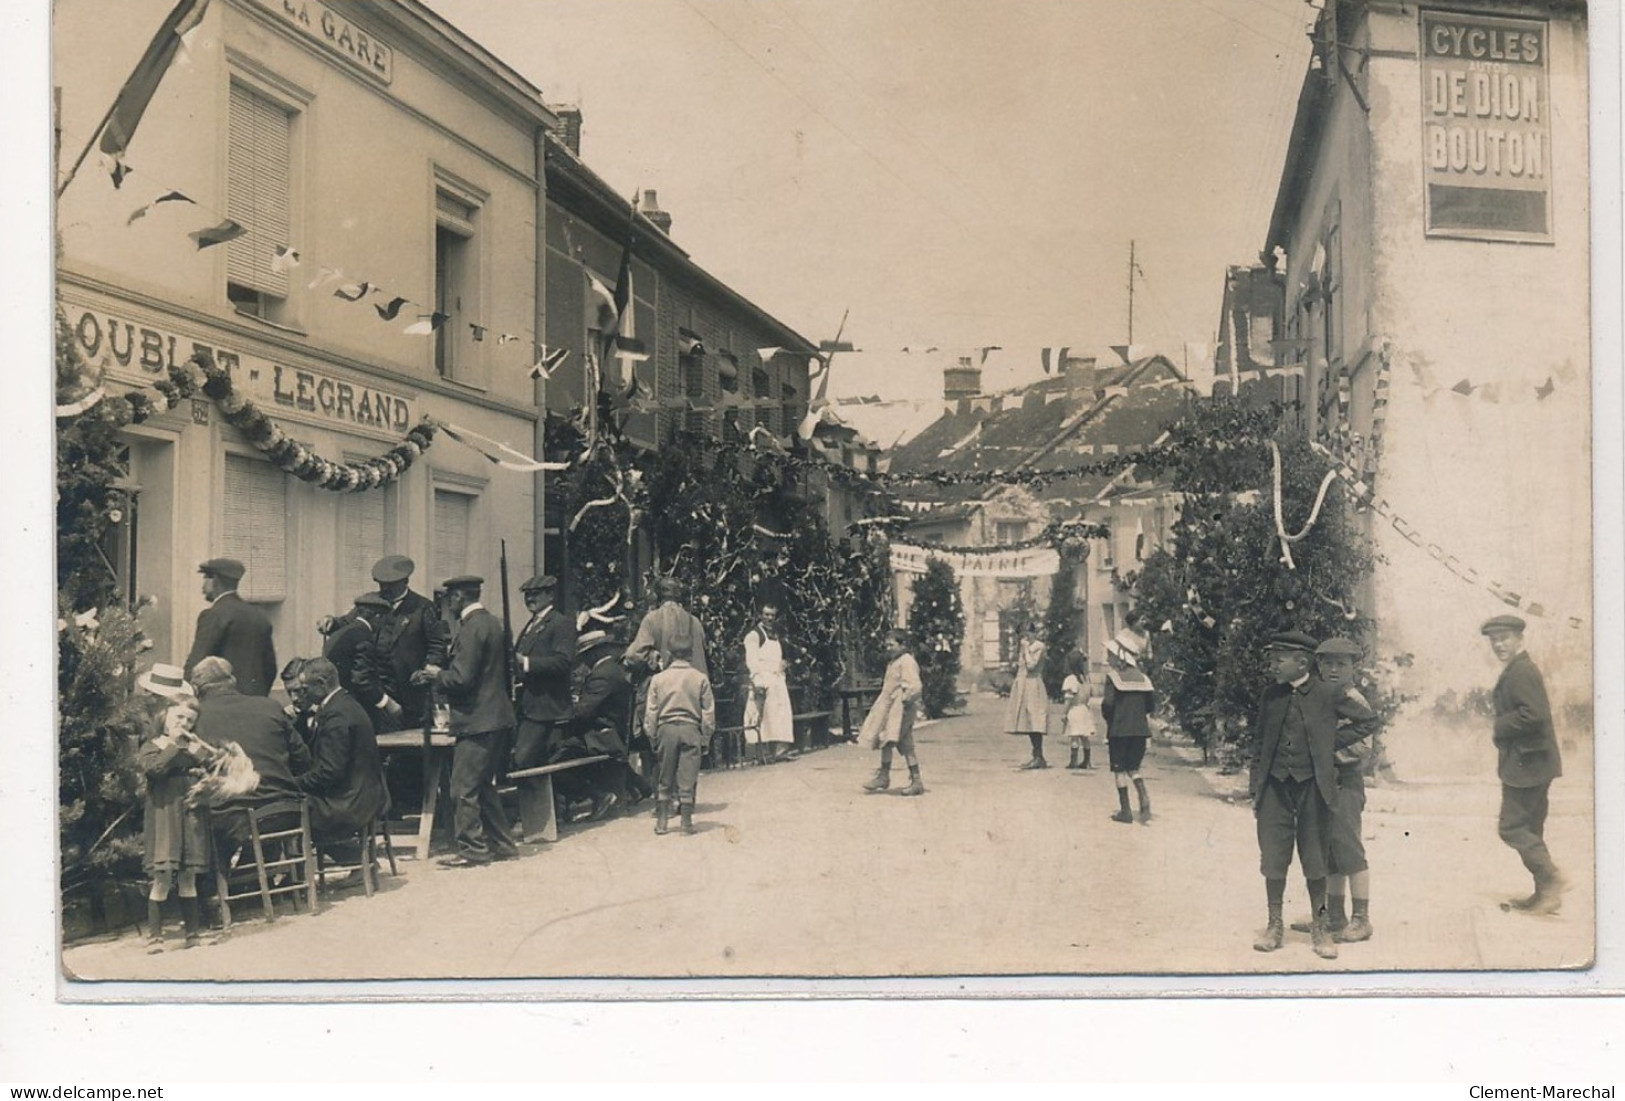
[1420,9,1552,241]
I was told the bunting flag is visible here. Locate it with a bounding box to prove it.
[757,346,783,361]
[434,420,569,473]
[1450,378,1477,396]
[798,407,824,440]
[498,333,522,345]
[270,244,300,273]
[104,155,132,189]
[126,188,195,224]
[471,324,487,342]
[403,312,449,336]
[307,267,342,291]
[530,346,569,380]
[187,218,245,250]
[375,296,408,321]
[332,281,372,302]
[597,194,638,372]
[97,0,213,159]
[978,345,1002,364]
[1040,346,1068,375]
[1535,376,1555,400]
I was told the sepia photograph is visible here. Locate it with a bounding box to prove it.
[42,0,1605,994]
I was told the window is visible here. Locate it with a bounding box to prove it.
[432,487,475,581]
[222,453,288,602]
[994,520,1029,544]
[434,185,482,382]
[753,367,772,400]
[339,478,396,600]
[226,81,295,322]
[1102,603,1117,643]
[982,612,1003,666]
[1097,534,1115,570]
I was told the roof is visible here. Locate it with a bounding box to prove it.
[826,396,944,451]
[376,2,557,125]
[887,357,1190,510]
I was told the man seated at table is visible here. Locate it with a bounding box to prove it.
[552,629,642,822]
[292,658,387,861]
[191,656,311,861]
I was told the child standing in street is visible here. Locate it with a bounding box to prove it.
[861,629,925,796]
[1062,649,1095,771]
[644,633,715,836]
[135,663,218,952]
[1102,630,1156,823]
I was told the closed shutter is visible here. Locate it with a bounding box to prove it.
[339,485,389,600]
[226,82,292,297]
[432,488,473,581]
[222,453,288,601]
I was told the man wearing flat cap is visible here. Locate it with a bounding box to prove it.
[510,575,576,830]
[1480,615,1567,914]
[1249,630,1378,959]
[412,576,519,867]
[184,558,277,697]
[321,593,391,721]
[358,555,449,733]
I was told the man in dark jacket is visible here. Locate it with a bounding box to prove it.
[1249,631,1378,960]
[415,575,518,867]
[359,555,449,733]
[322,593,390,724]
[511,575,576,782]
[292,657,386,848]
[191,656,311,853]
[1482,615,1568,914]
[185,558,278,697]
[553,630,645,821]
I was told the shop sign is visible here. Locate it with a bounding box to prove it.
[66,306,415,434]
[889,542,1060,579]
[1420,9,1552,242]
[251,0,393,83]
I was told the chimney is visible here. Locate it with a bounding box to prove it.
[943,355,982,401]
[553,106,583,155]
[640,189,672,235]
[1064,354,1098,394]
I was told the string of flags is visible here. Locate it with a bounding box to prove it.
[1309,441,1583,630]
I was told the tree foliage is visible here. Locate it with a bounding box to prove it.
[1126,397,1375,758]
[1041,559,1080,701]
[909,557,965,718]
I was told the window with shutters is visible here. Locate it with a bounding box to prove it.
[222,453,288,602]
[432,487,476,583]
[434,181,484,383]
[226,80,296,323]
[338,477,397,600]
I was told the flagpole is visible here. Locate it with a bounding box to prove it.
[55,98,123,200]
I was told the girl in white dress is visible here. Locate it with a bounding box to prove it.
[1004,625,1049,769]
[1061,649,1095,770]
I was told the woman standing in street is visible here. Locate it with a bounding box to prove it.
[1005,623,1050,769]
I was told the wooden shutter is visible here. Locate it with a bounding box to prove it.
[339,485,388,600]
[222,453,288,601]
[432,488,473,581]
[226,83,292,297]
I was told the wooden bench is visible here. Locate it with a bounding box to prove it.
[793,710,833,750]
[838,684,884,742]
[504,755,612,842]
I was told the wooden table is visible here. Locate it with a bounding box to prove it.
[376,729,456,860]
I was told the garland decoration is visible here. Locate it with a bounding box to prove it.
[58,349,439,492]
[887,516,1110,557]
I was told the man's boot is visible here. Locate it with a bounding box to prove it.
[898,765,924,797]
[1253,912,1285,952]
[180,895,202,949]
[1133,777,1152,824]
[679,805,695,836]
[1525,867,1570,915]
[1310,919,1339,960]
[145,900,166,954]
[655,802,670,836]
[1111,785,1135,824]
[1337,899,1373,943]
[1067,745,1081,770]
[863,768,891,793]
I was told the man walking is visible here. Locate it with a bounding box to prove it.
[184,558,277,697]
[1481,615,1568,915]
[1249,631,1378,960]
[415,575,519,868]
[363,555,449,733]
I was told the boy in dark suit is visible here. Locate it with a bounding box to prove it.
[185,558,278,697]
[1481,615,1568,914]
[1250,631,1378,959]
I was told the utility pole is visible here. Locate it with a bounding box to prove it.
[1127,239,1136,344]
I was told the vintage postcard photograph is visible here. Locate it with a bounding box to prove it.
[47,0,1603,991]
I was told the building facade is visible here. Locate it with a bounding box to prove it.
[56,0,553,668]
[1258,0,1590,708]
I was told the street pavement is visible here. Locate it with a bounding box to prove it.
[62,693,1594,983]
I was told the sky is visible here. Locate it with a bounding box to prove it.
[430,0,1318,400]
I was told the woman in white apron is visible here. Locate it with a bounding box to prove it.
[744,603,796,763]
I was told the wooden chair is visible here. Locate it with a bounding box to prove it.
[212,799,318,930]
[315,816,398,898]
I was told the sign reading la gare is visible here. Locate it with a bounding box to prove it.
[67,307,414,434]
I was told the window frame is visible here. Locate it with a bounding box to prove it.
[430,169,489,387]
[222,58,310,328]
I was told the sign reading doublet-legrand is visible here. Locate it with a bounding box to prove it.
[253,0,393,83]
[1420,9,1551,241]
[65,304,415,435]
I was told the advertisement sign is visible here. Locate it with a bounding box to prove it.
[1420,9,1552,242]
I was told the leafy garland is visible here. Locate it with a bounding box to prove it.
[59,348,439,492]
